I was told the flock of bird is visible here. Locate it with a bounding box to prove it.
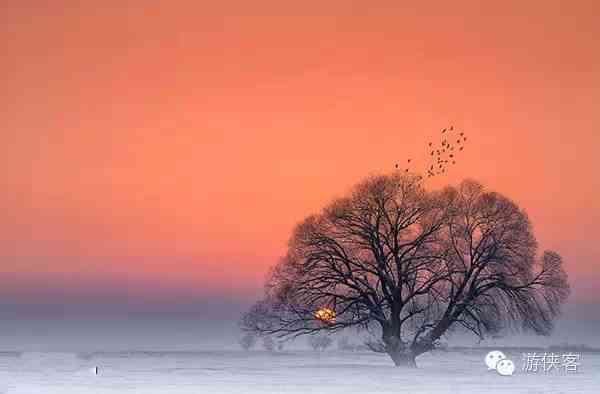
[394,126,468,179]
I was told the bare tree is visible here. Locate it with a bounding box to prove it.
[276,341,285,352]
[262,336,276,353]
[337,337,356,352]
[242,174,569,367]
[239,332,257,351]
[309,335,333,352]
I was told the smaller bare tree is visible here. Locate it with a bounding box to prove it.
[239,333,256,351]
[277,341,285,352]
[337,337,356,352]
[309,335,333,352]
[262,336,276,353]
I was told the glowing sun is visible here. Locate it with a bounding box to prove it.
[314,308,336,323]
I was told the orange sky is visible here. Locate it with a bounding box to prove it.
[1,1,599,306]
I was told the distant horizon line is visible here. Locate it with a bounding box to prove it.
[3,344,600,355]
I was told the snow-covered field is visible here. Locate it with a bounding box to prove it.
[0,350,597,394]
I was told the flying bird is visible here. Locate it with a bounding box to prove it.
[420,126,469,180]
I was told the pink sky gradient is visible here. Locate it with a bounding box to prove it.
[1,1,599,310]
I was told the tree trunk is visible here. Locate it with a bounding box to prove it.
[381,328,419,367]
[388,349,417,368]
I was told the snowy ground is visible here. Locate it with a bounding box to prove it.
[0,350,597,393]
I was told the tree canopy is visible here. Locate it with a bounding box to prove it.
[242,174,569,366]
